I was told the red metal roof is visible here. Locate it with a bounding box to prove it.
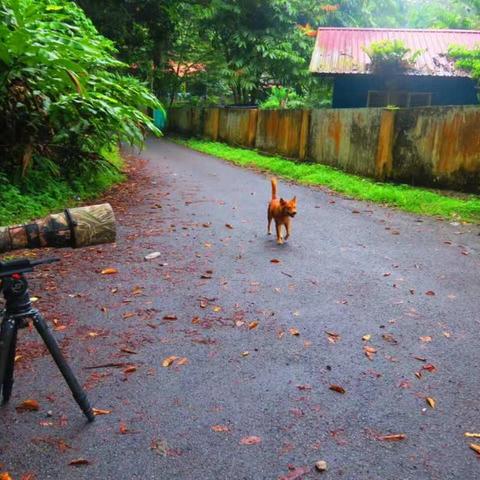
[309,28,480,77]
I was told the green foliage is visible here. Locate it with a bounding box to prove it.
[0,149,124,225]
[259,83,332,109]
[449,44,480,79]
[363,40,423,74]
[175,138,480,224]
[0,0,162,181]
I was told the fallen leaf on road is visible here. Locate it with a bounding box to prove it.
[20,473,36,480]
[69,458,90,466]
[92,408,112,416]
[420,336,432,343]
[213,306,222,313]
[100,268,117,275]
[211,425,230,432]
[248,321,259,330]
[426,397,436,409]
[465,433,480,438]
[16,399,39,412]
[278,466,310,480]
[240,436,262,445]
[225,224,234,229]
[422,364,436,373]
[329,384,346,394]
[0,473,12,480]
[326,331,341,343]
[241,351,250,357]
[379,434,406,441]
[123,366,137,374]
[425,291,435,296]
[176,357,188,366]
[414,356,427,362]
[382,334,398,344]
[297,384,312,391]
[120,348,137,354]
[162,356,178,367]
[289,328,300,336]
[270,259,281,264]
[192,317,201,324]
[469,444,480,454]
[362,334,371,341]
[163,314,177,321]
[363,345,377,360]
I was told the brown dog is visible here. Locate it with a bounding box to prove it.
[267,178,297,244]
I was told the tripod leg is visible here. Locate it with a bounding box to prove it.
[0,317,16,402]
[31,311,95,422]
[2,321,18,404]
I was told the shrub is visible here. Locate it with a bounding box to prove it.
[0,0,163,181]
[363,39,423,74]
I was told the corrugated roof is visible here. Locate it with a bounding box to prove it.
[309,28,480,77]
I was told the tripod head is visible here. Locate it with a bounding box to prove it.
[0,257,59,316]
[0,257,59,278]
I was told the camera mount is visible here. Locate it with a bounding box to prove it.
[0,257,94,422]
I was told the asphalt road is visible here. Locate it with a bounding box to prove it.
[1,138,479,480]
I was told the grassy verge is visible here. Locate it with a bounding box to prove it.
[174,137,480,223]
[0,149,125,225]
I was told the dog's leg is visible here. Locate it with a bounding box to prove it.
[275,222,283,244]
[267,208,272,235]
[284,218,291,241]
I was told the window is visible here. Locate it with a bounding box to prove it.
[367,90,432,107]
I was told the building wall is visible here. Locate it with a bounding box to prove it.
[167,105,480,192]
[332,75,479,108]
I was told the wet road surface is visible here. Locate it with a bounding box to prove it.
[1,138,479,479]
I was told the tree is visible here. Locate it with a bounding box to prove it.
[0,0,161,180]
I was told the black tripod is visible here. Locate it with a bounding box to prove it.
[0,257,94,422]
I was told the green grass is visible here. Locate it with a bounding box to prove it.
[174,137,480,223]
[0,149,125,225]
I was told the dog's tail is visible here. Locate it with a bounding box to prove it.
[271,178,278,200]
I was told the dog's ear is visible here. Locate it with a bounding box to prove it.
[280,198,286,206]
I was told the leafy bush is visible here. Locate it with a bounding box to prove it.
[0,0,162,181]
[448,45,480,79]
[363,40,423,74]
[259,85,332,110]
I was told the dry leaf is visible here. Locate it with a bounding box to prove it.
[465,433,480,438]
[426,397,436,409]
[422,364,436,372]
[240,436,262,445]
[241,351,250,357]
[16,399,40,412]
[248,321,259,330]
[176,357,188,366]
[329,384,346,394]
[211,425,230,432]
[289,328,300,336]
[362,334,371,341]
[270,259,281,264]
[326,331,341,343]
[420,336,432,343]
[0,473,13,480]
[363,345,377,360]
[379,434,406,441]
[469,444,480,454]
[69,458,90,466]
[162,356,177,367]
[225,224,234,229]
[92,408,112,416]
[100,268,117,275]
[163,314,177,321]
[213,306,222,313]
[191,317,201,324]
[425,290,436,296]
[123,366,137,374]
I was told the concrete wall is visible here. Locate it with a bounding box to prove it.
[167,105,480,192]
[309,108,382,177]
